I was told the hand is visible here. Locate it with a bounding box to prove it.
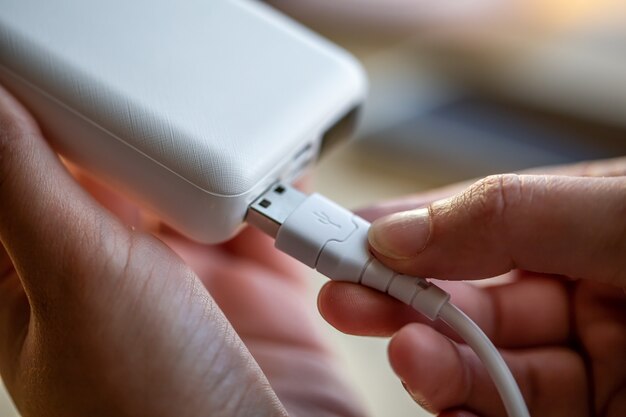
[0,85,363,417]
[318,158,626,417]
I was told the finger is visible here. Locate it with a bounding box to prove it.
[158,232,313,335]
[389,323,588,417]
[356,182,470,222]
[0,270,28,378]
[357,156,626,221]
[368,174,626,286]
[438,410,479,417]
[70,167,142,228]
[318,273,570,347]
[543,155,626,177]
[221,225,306,280]
[204,256,322,349]
[574,280,626,415]
[158,225,307,292]
[0,243,13,284]
[161,231,323,348]
[0,243,29,380]
[318,280,422,337]
[72,167,170,234]
[0,85,128,303]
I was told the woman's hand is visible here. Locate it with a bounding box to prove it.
[319,158,626,417]
[0,85,363,417]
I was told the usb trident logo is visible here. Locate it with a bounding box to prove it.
[313,211,341,229]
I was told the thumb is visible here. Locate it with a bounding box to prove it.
[0,84,129,306]
[368,174,626,286]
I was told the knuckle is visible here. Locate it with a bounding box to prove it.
[461,174,524,224]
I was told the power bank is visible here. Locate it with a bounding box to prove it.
[0,0,366,243]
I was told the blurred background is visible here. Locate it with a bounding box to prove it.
[271,0,626,185]
[1,0,625,415]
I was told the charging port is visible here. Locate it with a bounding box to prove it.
[320,106,361,156]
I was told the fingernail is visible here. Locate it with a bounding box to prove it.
[369,208,431,259]
[401,381,435,413]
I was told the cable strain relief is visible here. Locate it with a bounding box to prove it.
[411,284,451,321]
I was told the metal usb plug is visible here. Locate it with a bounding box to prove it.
[246,183,306,238]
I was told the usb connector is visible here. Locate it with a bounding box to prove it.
[247,184,306,238]
[245,182,530,417]
[246,183,450,316]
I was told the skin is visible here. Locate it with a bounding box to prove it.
[319,158,626,416]
[0,85,364,417]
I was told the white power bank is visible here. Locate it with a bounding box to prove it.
[0,0,366,243]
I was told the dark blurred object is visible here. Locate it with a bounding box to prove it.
[358,91,626,182]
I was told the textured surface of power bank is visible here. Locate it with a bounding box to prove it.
[0,0,366,242]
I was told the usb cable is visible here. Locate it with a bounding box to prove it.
[247,183,530,417]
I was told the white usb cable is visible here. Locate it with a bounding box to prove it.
[247,183,530,417]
